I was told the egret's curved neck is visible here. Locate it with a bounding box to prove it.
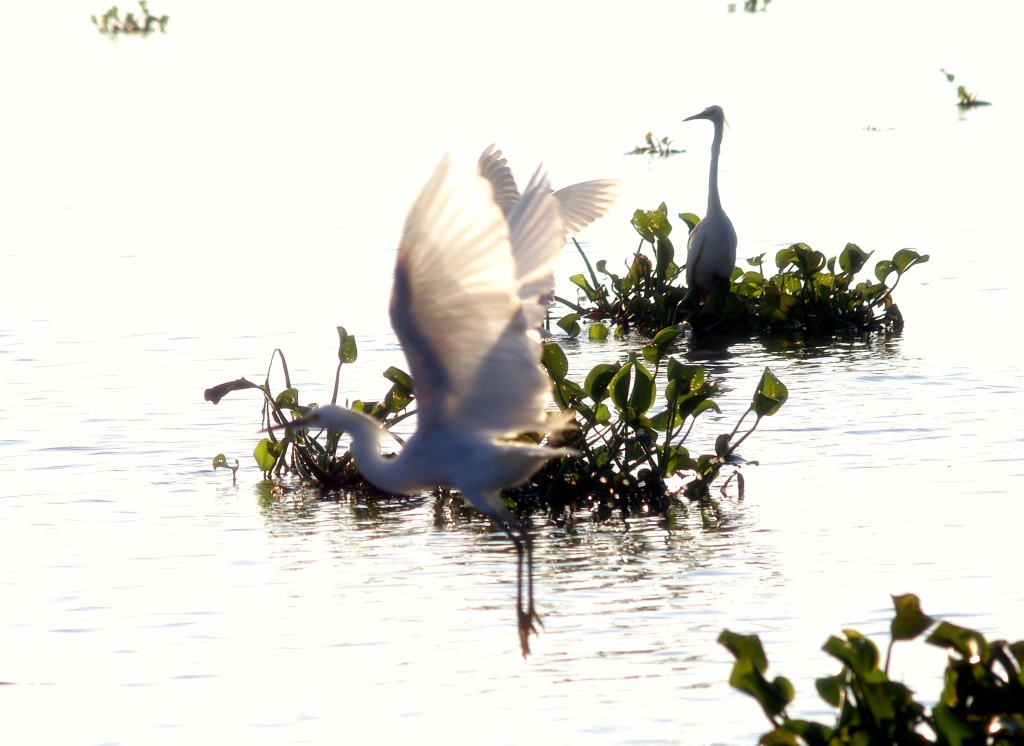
[322,407,414,495]
[707,117,725,215]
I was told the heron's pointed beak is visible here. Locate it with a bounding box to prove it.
[260,415,312,434]
[683,111,709,122]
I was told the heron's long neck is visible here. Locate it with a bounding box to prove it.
[338,410,413,495]
[707,119,725,215]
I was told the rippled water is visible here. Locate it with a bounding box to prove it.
[3,1,1023,744]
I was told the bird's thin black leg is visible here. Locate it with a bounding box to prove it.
[494,515,541,657]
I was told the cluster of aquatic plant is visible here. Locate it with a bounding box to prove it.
[940,68,991,109]
[626,132,685,158]
[206,325,788,510]
[91,2,168,35]
[531,329,787,514]
[559,203,929,336]
[720,594,1024,745]
[205,327,415,491]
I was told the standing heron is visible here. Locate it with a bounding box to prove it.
[683,105,737,297]
[276,154,605,656]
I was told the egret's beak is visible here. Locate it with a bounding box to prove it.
[683,110,710,122]
[260,413,316,434]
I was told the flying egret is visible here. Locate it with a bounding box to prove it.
[683,105,738,297]
[275,154,594,656]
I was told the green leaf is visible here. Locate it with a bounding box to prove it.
[629,360,656,414]
[776,720,834,745]
[890,593,935,641]
[642,326,684,364]
[383,366,413,393]
[714,433,731,457]
[719,629,770,673]
[204,377,261,405]
[655,236,675,277]
[557,313,581,338]
[607,357,656,415]
[610,360,633,411]
[541,342,569,382]
[275,388,300,409]
[584,363,619,403]
[814,673,845,707]
[875,259,896,283]
[588,323,609,341]
[649,408,676,432]
[678,212,700,233]
[791,244,826,275]
[751,368,788,418]
[336,326,358,364]
[931,703,977,746]
[926,621,989,660]
[775,248,794,271]
[690,399,722,417]
[893,248,930,273]
[253,438,281,472]
[568,274,601,302]
[212,454,230,469]
[719,630,794,719]
[631,203,673,243]
[822,631,886,683]
[838,243,872,275]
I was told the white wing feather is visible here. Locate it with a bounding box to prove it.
[553,179,620,235]
[507,167,563,308]
[391,155,561,437]
[478,145,520,219]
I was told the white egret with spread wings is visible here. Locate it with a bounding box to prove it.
[277,153,615,655]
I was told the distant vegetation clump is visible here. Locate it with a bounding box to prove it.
[626,132,685,158]
[940,68,991,109]
[91,2,168,35]
[728,0,772,12]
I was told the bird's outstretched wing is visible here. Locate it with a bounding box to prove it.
[457,167,564,434]
[553,179,620,235]
[481,145,620,237]
[507,166,565,319]
[509,170,620,328]
[391,155,561,437]
[478,145,520,219]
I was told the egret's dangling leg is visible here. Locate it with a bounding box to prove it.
[468,488,542,656]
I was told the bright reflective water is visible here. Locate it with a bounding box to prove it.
[2,1,1023,744]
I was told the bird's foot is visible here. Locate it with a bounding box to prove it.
[517,606,544,658]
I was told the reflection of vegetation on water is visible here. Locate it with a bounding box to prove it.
[91,2,169,35]
[558,203,929,337]
[626,132,685,158]
[721,593,1024,745]
[205,325,788,512]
